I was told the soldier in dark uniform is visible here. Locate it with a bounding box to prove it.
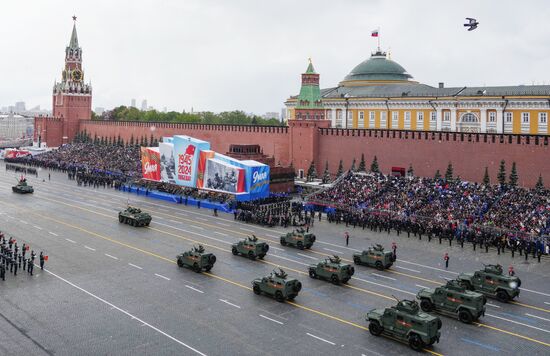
[13,258,17,276]
[39,252,45,270]
[22,257,26,271]
[18,253,22,268]
[0,264,5,281]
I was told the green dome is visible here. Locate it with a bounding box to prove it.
[343,51,413,83]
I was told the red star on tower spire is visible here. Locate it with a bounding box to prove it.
[72,15,77,22]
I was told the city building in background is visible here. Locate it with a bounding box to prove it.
[131,98,136,108]
[0,113,34,140]
[141,99,148,111]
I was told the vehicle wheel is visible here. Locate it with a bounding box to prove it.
[496,290,509,303]
[375,261,384,271]
[309,269,317,279]
[258,254,265,260]
[408,333,425,352]
[458,309,473,324]
[437,318,442,329]
[342,278,350,284]
[209,255,216,264]
[248,251,256,260]
[287,294,296,301]
[275,291,285,302]
[146,222,150,226]
[204,266,212,272]
[331,275,340,285]
[369,320,383,336]
[353,256,361,265]
[297,241,304,250]
[118,216,123,223]
[349,266,355,276]
[420,299,434,312]
[232,247,238,255]
[293,281,302,293]
[253,284,261,295]
[177,259,183,268]
[193,263,201,273]
[264,245,269,252]
[280,238,287,246]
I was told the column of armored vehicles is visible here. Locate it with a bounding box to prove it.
[116,208,521,354]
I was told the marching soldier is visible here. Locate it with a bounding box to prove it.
[22,257,26,271]
[444,252,450,269]
[18,253,22,268]
[14,243,18,256]
[13,258,17,276]
[39,252,45,270]
[27,258,33,276]
[0,264,5,281]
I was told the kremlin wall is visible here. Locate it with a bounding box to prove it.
[35,22,550,188]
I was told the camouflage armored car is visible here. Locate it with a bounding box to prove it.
[416,279,486,324]
[280,228,315,250]
[353,244,394,270]
[457,264,521,302]
[232,235,269,260]
[12,177,33,194]
[252,268,302,302]
[366,299,442,352]
[176,245,216,273]
[118,206,152,227]
[308,255,355,284]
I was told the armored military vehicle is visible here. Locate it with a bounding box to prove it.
[416,279,486,323]
[232,235,269,260]
[252,268,302,302]
[12,177,33,194]
[176,245,216,273]
[118,206,152,227]
[308,255,355,284]
[280,228,315,250]
[353,244,394,270]
[366,298,442,352]
[457,264,521,302]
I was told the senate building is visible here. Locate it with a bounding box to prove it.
[285,50,550,135]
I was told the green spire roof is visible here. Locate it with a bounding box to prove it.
[297,59,321,109]
[69,23,79,49]
[305,58,316,74]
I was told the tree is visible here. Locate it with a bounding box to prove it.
[140,135,144,146]
[434,169,441,180]
[483,167,490,185]
[336,160,344,178]
[358,153,366,172]
[144,135,149,147]
[350,158,356,172]
[129,134,135,146]
[497,160,506,185]
[370,155,379,173]
[407,164,414,177]
[322,160,331,184]
[509,162,518,186]
[445,162,453,181]
[535,174,544,190]
[108,136,112,145]
[117,134,122,146]
[152,138,159,147]
[150,134,154,147]
[93,133,98,144]
[307,160,317,181]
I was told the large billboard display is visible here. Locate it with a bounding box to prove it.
[204,158,246,193]
[159,142,176,184]
[140,147,161,181]
[173,135,210,187]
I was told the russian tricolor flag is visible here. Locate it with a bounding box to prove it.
[371,29,379,37]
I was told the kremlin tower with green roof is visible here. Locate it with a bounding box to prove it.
[294,59,325,120]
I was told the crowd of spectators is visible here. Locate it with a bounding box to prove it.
[232,196,310,227]
[308,171,550,255]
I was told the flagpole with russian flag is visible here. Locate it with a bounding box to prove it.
[372,28,380,51]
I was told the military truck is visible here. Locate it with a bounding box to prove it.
[118,206,152,227]
[280,228,316,250]
[457,264,521,302]
[353,244,394,270]
[176,245,216,273]
[366,298,442,352]
[12,177,33,194]
[232,235,269,260]
[416,279,486,324]
[308,255,355,284]
[252,268,302,302]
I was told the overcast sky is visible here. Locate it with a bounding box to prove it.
[1,0,549,114]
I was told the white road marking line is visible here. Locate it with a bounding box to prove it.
[48,232,58,236]
[393,265,421,273]
[399,260,458,274]
[297,253,318,260]
[317,240,361,252]
[520,288,550,297]
[216,222,230,227]
[371,273,396,281]
[213,231,228,236]
[65,238,76,244]
[545,302,550,306]
[526,313,550,322]
[128,263,143,270]
[84,246,96,251]
[40,267,206,355]
[196,217,208,222]
[323,247,344,254]
[266,234,280,238]
[416,284,429,289]
[239,227,255,232]
[6,215,14,219]
[190,225,205,230]
[259,314,283,325]
[219,299,241,309]
[19,220,28,224]
[306,332,335,345]
[185,285,204,294]
[271,254,309,266]
[438,275,453,281]
[486,303,501,309]
[353,276,416,295]
[269,246,285,252]
[104,254,118,260]
[169,219,179,223]
[155,273,171,281]
[486,313,550,333]
[33,225,43,230]
[176,212,188,217]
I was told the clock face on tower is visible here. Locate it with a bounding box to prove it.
[72,69,83,82]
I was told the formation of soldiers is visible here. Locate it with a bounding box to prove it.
[5,163,38,177]
[0,233,46,280]
[233,199,318,228]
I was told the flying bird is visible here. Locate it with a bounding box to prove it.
[464,17,479,31]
